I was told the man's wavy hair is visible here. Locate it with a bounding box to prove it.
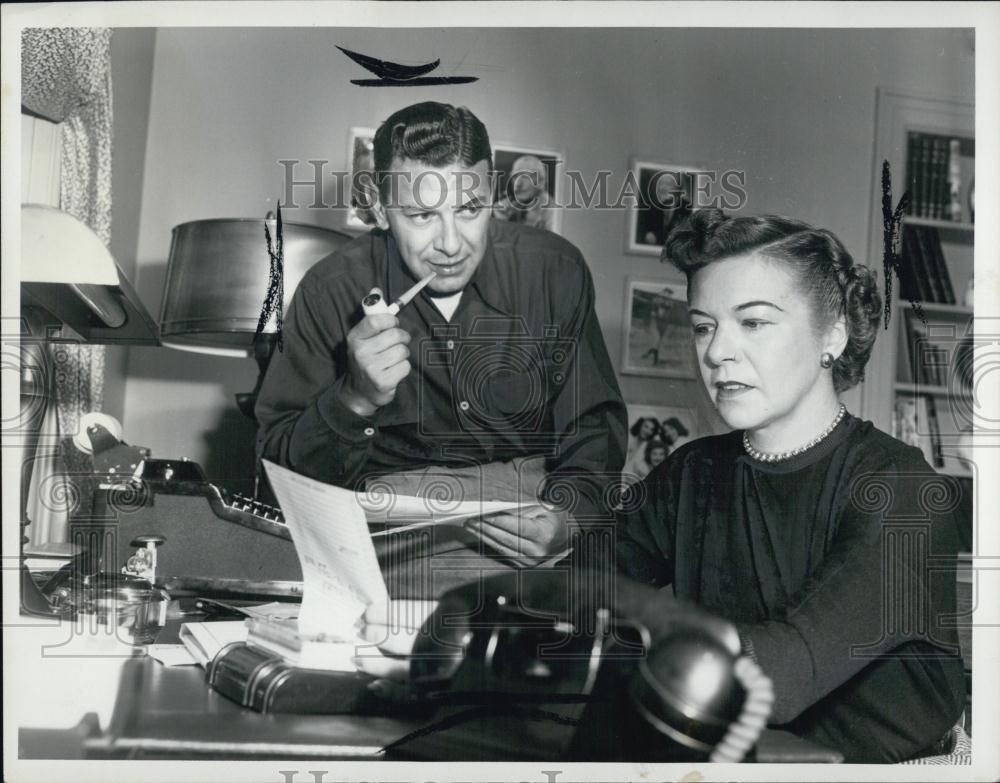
[662,209,883,393]
[381,101,490,184]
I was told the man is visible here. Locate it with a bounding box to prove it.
[256,102,626,563]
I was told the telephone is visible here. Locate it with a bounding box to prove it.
[379,569,773,763]
[201,568,771,761]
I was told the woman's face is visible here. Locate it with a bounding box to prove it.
[638,419,655,439]
[648,446,667,466]
[688,253,840,436]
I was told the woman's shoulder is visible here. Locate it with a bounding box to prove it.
[842,416,938,474]
[662,431,743,474]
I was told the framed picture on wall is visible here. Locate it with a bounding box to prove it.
[492,143,563,235]
[345,126,376,231]
[620,276,696,378]
[625,158,697,255]
[623,403,702,483]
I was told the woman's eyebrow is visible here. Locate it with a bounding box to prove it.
[735,300,785,312]
[687,308,714,319]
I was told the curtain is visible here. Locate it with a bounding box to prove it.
[22,28,113,544]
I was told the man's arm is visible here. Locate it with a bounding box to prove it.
[255,275,390,488]
[469,252,627,561]
[614,464,676,587]
[541,257,629,525]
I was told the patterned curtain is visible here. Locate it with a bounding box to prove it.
[22,28,113,543]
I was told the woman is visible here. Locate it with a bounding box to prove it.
[617,209,966,763]
[624,417,662,483]
[659,416,690,451]
[492,154,555,231]
[644,439,668,470]
[629,437,668,482]
[627,416,661,458]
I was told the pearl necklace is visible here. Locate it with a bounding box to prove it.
[742,404,847,463]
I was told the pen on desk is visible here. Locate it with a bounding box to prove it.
[362,271,437,316]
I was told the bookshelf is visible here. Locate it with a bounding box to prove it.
[862,93,976,727]
[903,215,975,235]
[861,90,975,481]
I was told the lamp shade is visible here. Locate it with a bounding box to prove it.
[159,218,350,353]
[21,204,160,344]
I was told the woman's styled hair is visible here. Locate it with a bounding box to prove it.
[630,416,662,438]
[662,209,883,393]
[662,417,689,440]
[372,102,492,197]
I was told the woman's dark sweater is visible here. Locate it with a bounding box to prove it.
[616,414,966,763]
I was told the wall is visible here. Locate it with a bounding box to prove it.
[103,28,156,425]
[117,27,974,484]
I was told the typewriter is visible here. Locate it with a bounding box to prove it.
[67,418,491,600]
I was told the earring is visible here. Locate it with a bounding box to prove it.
[820,352,834,369]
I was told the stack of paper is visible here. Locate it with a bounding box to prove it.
[177,620,249,667]
[245,617,372,672]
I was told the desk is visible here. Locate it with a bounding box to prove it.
[85,658,422,759]
[14,619,424,760]
[15,618,840,763]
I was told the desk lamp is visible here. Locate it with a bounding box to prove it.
[18,204,161,615]
[158,216,350,418]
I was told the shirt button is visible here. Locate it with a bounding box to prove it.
[459,401,470,412]
[363,427,375,437]
[446,339,455,350]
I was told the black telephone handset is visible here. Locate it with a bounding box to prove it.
[390,570,765,762]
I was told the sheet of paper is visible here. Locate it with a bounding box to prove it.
[360,492,542,526]
[240,601,301,621]
[248,627,364,672]
[147,643,199,667]
[178,620,249,668]
[263,461,388,638]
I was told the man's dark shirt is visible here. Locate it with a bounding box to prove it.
[255,219,627,522]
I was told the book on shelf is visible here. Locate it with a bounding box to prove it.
[930,345,949,388]
[902,312,924,384]
[947,138,964,222]
[901,225,955,305]
[906,132,919,217]
[923,134,941,219]
[900,225,932,302]
[923,226,957,304]
[902,313,950,387]
[925,396,946,468]
[893,396,940,468]
[914,226,946,303]
[917,134,931,219]
[905,133,968,221]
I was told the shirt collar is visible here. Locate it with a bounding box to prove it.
[384,222,515,317]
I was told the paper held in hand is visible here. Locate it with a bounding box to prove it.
[262,460,389,638]
[359,491,544,533]
[260,461,541,664]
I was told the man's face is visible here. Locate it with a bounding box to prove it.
[380,158,492,295]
